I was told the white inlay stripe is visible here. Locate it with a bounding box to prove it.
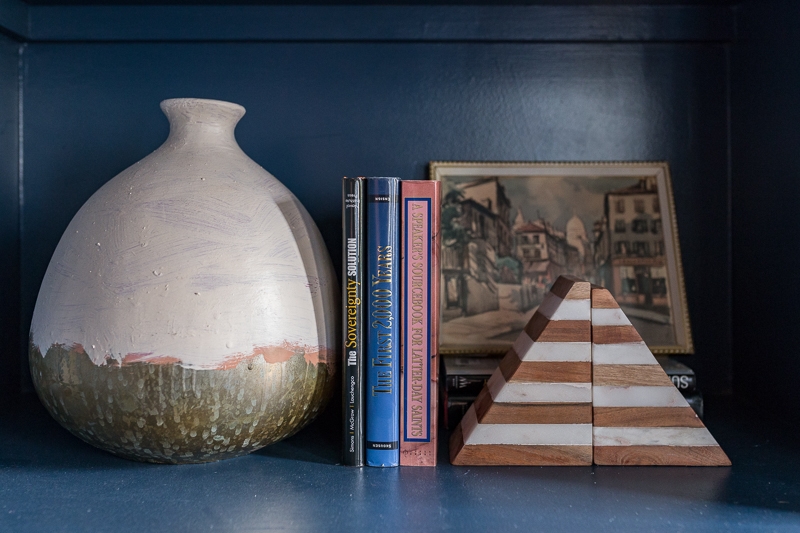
[592,343,658,365]
[591,308,632,326]
[538,293,590,321]
[593,386,689,407]
[593,427,719,447]
[465,423,593,446]
[488,369,592,403]
[513,334,591,362]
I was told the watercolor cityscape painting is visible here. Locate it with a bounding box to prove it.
[430,162,693,355]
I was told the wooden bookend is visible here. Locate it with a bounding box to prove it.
[449,275,593,466]
[591,287,730,466]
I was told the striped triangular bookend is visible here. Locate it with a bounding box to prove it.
[591,286,730,466]
[449,276,594,465]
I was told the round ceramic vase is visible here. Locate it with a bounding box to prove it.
[29,99,338,464]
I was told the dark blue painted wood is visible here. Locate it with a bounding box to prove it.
[1,393,798,531]
[731,0,800,415]
[19,0,740,5]
[0,35,20,398]
[19,41,731,393]
[0,0,27,40]
[9,4,734,43]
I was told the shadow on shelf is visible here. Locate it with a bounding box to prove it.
[0,391,342,471]
[3,391,799,517]
[441,395,800,514]
[253,399,341,466]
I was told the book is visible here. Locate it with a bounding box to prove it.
[656,356,697,395]
[442,355,501,398]
[444,396,473,431]
[684,392,704,420]
[365,177,400,467]
[399,180,441,466]
[342,177,365,467]
[440,355,502,429]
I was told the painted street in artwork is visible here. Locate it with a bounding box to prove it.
[440,174,676,351]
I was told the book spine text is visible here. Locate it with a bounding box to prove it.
[342,177,365,466]
[365,177,400,467]
[400,180,440,466]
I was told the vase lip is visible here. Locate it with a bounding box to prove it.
[160,98,246,122]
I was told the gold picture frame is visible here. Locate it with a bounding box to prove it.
[429,161,693,355]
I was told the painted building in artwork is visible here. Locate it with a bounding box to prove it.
[441,178,513,320]
[459,177,513,258]
[567,211,598,274]
[594,177,669,307]
[514,218,582,287]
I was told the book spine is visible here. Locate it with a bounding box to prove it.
[445,375,491,397]
[668,374,697,395]
[400,180,440,466]
[656,356,697,395]
[342,177,365,467]
[445,397,474,431]
[684,392,704,420]
[365,177,400,467]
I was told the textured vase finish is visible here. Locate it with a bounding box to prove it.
[30,99,338,464]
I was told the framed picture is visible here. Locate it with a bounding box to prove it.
[429,161,693,355]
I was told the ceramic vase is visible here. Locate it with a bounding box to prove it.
[29,98,338,464]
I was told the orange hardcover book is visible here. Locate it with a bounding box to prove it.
[399,180,441,466]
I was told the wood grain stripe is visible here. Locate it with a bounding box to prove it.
[592,325,643,344]
[592,364,673,387]
[449,422,466,464]
[498,352,521,381]
[452,443,593,466]
[591,288,619,309]
[593,406,704,428]
[524,313,591,343]
[549,276,591,300]
[593,445,730,466]
[476,401,592,425]
[500,357,591,383]
[472,387,495,422]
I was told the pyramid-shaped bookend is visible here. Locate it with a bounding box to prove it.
[449,276,594,465]
[591,287,730,466]
[449,276,730,467]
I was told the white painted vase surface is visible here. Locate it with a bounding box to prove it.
[29,98,338,463]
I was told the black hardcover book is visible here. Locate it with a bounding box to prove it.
[342,177,365,466]
[444,396,475,431]
[684,392,704,420]
[656,356,697,395]
[442,355,501,397]
[445,376,490,398]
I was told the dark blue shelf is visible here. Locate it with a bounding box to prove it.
[1,2,799,529]
[1,394,798,532]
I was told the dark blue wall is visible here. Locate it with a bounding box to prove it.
[0,34,19,398]
[18,40,732,392]
[732,1,800,412]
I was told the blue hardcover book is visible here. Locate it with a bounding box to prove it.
[365,177,400,467]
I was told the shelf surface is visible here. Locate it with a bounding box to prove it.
[1,393,798,532]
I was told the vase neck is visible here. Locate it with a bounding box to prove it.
[160,99,245,150]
